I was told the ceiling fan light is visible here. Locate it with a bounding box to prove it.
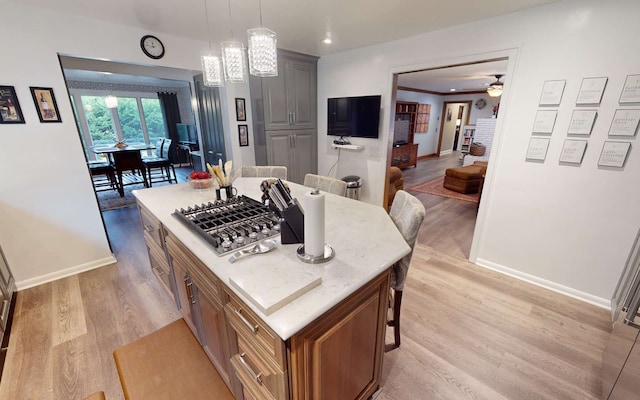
[487,87,503,97]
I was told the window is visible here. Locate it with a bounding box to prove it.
[81,95,116,144]
[141,98,165,146]
[116,97,144,144]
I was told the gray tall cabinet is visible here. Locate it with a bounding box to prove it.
[251,50,318,184]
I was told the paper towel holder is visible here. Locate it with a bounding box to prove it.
[296,244,335,264]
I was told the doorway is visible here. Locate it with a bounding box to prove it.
[387,56,509,260]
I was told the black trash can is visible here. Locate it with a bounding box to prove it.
[342,175,362,200]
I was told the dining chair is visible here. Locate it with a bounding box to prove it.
[142,138,176,187]
[240,166,287,180]
[87,161,116,193]
[303,173,347,196]
[386,190,426,352]
[112,150,149,197]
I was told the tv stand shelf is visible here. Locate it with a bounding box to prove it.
[392,143,418,169]
[332,144,364,151]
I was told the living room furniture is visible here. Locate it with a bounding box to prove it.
[443,161,487,194]
[112,150,149,197]
[386,190,425,351]
[386,166,404,211]
[252,50,318,184]
[303,173,347,196]
[459,125,476,154]
[88,161,116,193]
[113,318,234,400]
[392,101,422,168]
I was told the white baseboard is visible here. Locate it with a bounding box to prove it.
[16,255,117,291]
[440,149,453,156]
[475,257,611,310]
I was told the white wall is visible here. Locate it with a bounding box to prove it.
[0,1,250,287]
[318,0,640,305]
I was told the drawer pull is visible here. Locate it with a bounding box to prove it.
[144,225,156,233]
[235,308,259,334]
[239,353,263,385]
[186,281,197,304]
[152,266,165,276]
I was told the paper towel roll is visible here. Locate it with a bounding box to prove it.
[304,190,325,257]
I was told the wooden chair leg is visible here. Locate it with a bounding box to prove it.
[116,171,125,197]
[147,167,153,187]
[385,289,403,352]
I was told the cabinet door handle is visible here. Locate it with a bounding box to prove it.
[144,225,155,233]
[235,307,259,334]
[292,134,296,148]
[152,266,165,276]
[293,112,296,125]
[239,353,263,385]
[186,281,197,304]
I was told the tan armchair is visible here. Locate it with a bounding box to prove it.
[386,166,404,211]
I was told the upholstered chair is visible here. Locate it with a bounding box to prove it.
[303,173,348,196]
[240,166,287,180]
[386,190,426,351]
[386,166,404,211]
[142,138,177,187]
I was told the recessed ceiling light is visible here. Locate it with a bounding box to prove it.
[450,88,456,92]
[322,37,332,44]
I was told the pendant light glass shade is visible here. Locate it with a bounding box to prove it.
[105,95,118,109]
[201,54,224,87]
[247,27,278,77]
[221,42,248,83]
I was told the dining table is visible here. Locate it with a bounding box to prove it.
[89,143,156,196]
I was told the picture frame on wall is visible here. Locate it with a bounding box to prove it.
[30,87,61,123]
[539,79,566,106]
[576,77,607,105]
[567,110,597,135]
[532,110,558,134]
[525,137,550,162]
[0,85,25,124]
[235,98,246,121]
[619,74,640,104]
[559,139,588,164]
[609,109,640,137]
[238,124,249,146]
[598,141,631,168]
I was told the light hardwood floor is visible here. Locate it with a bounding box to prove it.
[0,180,611,400]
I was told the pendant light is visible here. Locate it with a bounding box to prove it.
[487,75,504,98]
[201,0,224,87]
[221,0,248,83]
[104,73,118,108]
[247,0,278,77]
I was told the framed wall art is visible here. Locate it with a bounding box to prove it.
[620,74,640,104]
[609,109,640,137]
[238,124,249,146]
[30,87,61,123]
[526,137,550,161]
[567,110,597,135]
[598,141,631,168]
[235,98,246,121]
[532,110,558,134]
[559,139,588,164]
[576,77,607,105]
[539,80,566,106]
[0,85,25,124]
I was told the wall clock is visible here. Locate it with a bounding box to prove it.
[140,35,165,60]
[475,98,487,110]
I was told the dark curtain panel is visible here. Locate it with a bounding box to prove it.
[157,92,182,163]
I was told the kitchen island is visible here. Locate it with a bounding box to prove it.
[134,178,410,400]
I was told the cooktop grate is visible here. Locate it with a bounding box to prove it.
[173,195,280,256]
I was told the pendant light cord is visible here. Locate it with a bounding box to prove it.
[259,0,263,27]
[227,0,234,39]
[204,0,212,50]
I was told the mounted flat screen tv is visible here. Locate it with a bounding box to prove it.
[176,123,198,144]
[327,95,381,138]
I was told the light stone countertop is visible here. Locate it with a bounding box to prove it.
[134,178,410,340]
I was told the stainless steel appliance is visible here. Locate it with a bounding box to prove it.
[602,229,640,399]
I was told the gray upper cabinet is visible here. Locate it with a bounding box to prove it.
[266,130,315,184]
[263,55,317,131]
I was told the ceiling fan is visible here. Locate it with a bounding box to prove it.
[487,75,504,97]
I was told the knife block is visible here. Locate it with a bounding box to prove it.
[269,202,304,244]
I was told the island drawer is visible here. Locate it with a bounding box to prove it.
[231,333,287,400]
[147,241,173,299]
[139,204,165,251]
[224,290,286,370]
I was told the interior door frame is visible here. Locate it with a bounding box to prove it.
[436,100,472,156]
[385,49,518,263]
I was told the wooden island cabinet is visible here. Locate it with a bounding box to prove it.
[135,178,409,400]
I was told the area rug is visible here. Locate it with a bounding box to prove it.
[405,176,480,203]
[96,179,173,211]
